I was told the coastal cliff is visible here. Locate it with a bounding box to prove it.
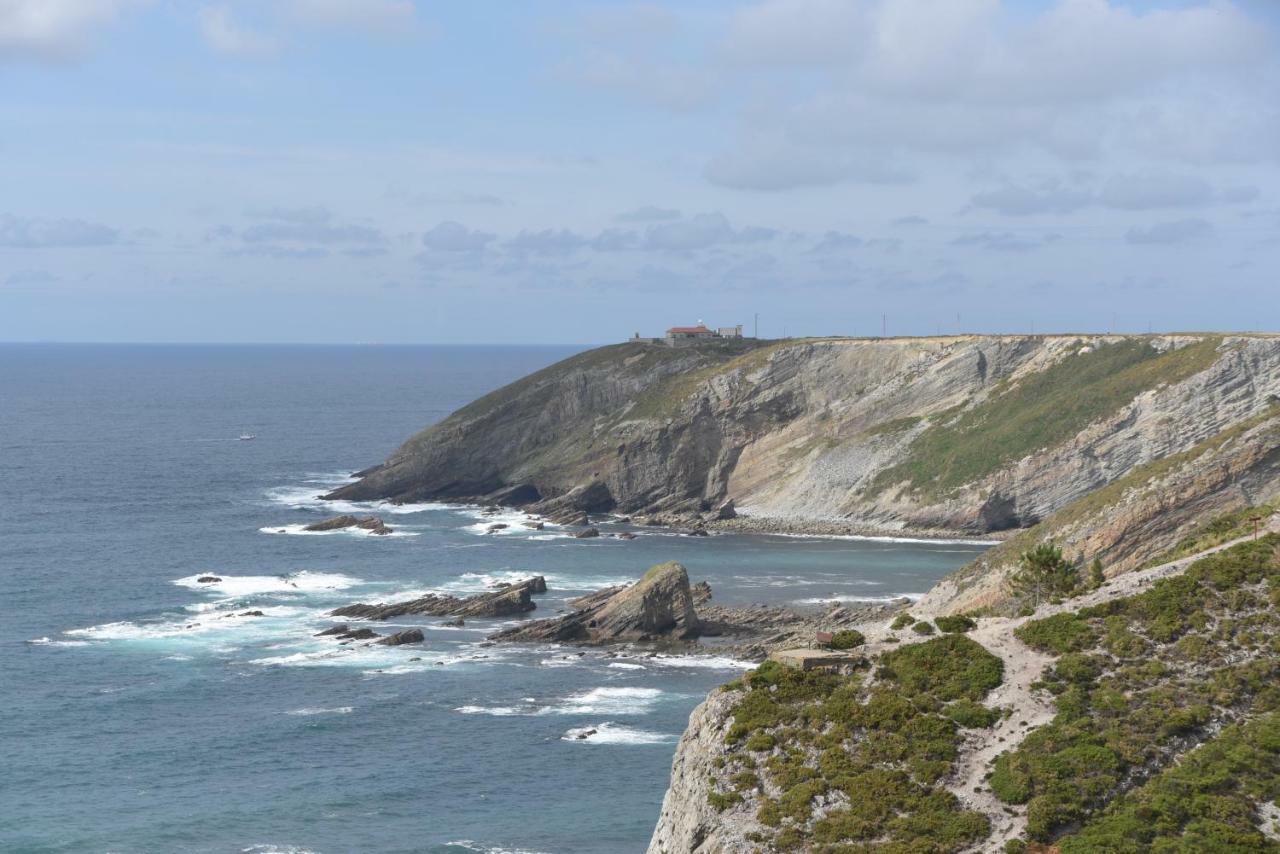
[332,334,1280,538]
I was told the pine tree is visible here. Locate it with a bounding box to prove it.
[1010,542,1078,609]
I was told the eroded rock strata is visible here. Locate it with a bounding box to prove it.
[328,335,1280,542]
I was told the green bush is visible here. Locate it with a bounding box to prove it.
[1015,613,1098,654]
[944,699,1000,728]
[829,629,865,650]
[891,613,916,630]
[935,614,977,633]
[880,635,1004,702]
[911,620,936,635]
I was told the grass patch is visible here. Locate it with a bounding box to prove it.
[869,337,1223,498]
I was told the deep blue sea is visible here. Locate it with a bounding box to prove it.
[0,344,989,854]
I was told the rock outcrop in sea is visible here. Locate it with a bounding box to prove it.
[304,514,393,535]
[331,576,546,620]
[490,562,702,644]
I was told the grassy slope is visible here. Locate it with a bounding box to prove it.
[870,337,1223,498]
[946,405,1280,593]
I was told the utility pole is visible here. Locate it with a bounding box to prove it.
[882,313,887,338]
[754,313,759,339]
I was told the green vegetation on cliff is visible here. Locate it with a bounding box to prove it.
[871,337,1223,498]
[709,636,1003,851]
[991,536,1280,845]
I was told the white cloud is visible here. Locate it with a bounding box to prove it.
[0,214,118,247]
[199,6,275,56]
[0,0,136,60]
[421,221,495,252]
[1099,172,1214,210]
[710,0,1277,190]
[643,212,775,251]
[1125,218,1213,245]
[284,0,414,34]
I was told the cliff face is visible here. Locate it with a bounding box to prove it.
[920,408,1280,615]
[331,333,1280,536]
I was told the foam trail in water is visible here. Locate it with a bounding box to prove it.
[562,722,675,745]
[285,707,353,716]
[173,571,362,597]
[258,524,419,538]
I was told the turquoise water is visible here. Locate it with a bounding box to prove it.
[0,344,988,854]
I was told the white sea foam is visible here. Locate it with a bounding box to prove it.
[607,662,647,670]
[455,705,525,716]
[285,706,353,716]
[264,484,456,516]
[553,686,664,715]
[793,593,924,605]
[258,523,419,538]
[461,507,552,536]
[562,722,675,745]
[173,571,362,597]
[67,605,306,642]
[620,653,755,671]
[26,636,92,647]
[454,686,665,718]
[445,841,553,854]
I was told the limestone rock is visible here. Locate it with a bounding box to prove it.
[490,562,702,644]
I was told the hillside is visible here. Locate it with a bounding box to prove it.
[331,334,1280,539]
[649,527,1280,853]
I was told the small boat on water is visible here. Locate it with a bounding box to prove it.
[239,433,256,441]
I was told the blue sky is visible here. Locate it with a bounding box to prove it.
[2,0,1278,344]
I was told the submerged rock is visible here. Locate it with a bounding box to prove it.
[196,575,222,583]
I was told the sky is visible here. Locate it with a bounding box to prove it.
[1,0,1278,344]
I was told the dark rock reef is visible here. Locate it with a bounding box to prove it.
[303,514,393,535]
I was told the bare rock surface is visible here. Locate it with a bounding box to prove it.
[303,514,393,535]
[331,576,545,620]
[490,562,703,644]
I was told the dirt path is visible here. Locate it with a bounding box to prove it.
[925,521,1279,852]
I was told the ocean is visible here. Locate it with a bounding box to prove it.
[0,344,990,854]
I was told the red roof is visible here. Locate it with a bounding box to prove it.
[668,325,712,334]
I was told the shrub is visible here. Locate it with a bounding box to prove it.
[944,699,1000,728]
[935,614,977,633]
[1015,613,1098,654]
[829,629,865,650]
[891,613,916,630]
[880,635,1004,702]
[912,620,936,635]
